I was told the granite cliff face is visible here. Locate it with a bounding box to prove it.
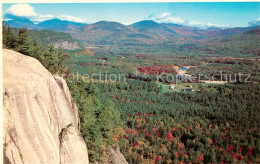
[110,145,128,164]
[3,49,89,163]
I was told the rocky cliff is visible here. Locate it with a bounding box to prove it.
[3,49,89,163]
[110,145,128,164]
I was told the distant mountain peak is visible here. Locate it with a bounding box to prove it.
[5,18,36,29]
[38,18,86,25]
[94,20,124,26]
[85,20,132,33]
[207,27,222,30]
[131,20,159,26]
[36,18,86,32]
[138,20,158,24]
[130,20,161,31]
[5,18,33,24]
[44,18,62,22]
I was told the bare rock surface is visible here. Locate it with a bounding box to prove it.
[54,41,79,50]
[3,49,89,163]
[110,145,128,164]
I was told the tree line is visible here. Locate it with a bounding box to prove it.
[3,23,70,74]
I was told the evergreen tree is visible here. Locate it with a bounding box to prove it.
[45,44,59,73]
[2,23,16,49]
[16,28,31,55]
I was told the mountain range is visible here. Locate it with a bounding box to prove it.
[5,18,259,39]
[4,18,260,56]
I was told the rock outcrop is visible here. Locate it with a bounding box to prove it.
[54,41,79,50]
[110,145,128,164]
[3,49,89,163]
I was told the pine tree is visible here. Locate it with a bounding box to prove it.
[16,28,31,55]
[45,44,59,73]
[2,23,16,49]
[57,48,70,74]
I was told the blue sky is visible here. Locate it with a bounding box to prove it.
[2,3,260,28]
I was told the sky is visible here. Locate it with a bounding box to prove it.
[2,3,260,28]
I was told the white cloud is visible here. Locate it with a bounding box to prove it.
[5,4,87,24]
[206,23,230,28]
[121,21,136,25]
[189,21,203,26]
[57,15,87,23]
[32,15,87,24]
[154,13,185,24]
[161,16,185,24]
[248,18,260,26]
[188,21,230,29]
[144,12,230,29]
[158,12,171,19]
[6,4,37,17]
[32,15,55,23]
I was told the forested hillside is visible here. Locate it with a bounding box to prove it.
[5,19,260,57]
[187,28,260,57]
[3,22,260,164]
[27,30,83,50]
[67,77,260,163]
[2,24,70,74]
[4,22,83,50]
